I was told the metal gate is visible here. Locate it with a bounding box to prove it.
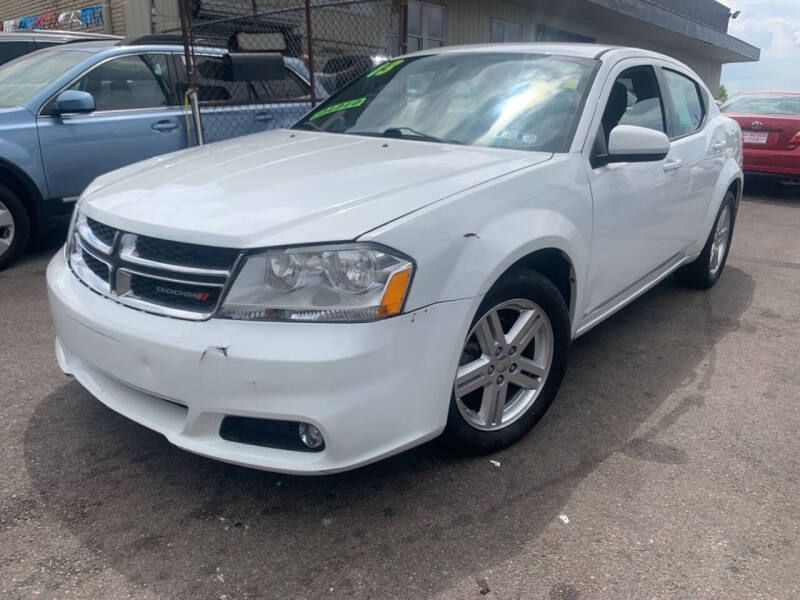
[174,0,404,145]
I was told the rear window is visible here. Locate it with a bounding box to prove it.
[721,94,800,116]
[0,49,88,107]
[0,41,35,66]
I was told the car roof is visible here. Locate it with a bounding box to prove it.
[410,42,616,59]
[39,40,119,54]
[18,39,306,61]
[732,91,800,96]
[0,31,121,42]
[401,42,684,65]
[35,40,207,55]
[24,40,307,74]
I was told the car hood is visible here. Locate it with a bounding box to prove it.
[0,105,34,123]
[81,130,551,248]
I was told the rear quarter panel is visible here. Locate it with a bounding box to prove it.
[701,112,743,252]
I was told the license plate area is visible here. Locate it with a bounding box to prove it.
[743,131,769,145]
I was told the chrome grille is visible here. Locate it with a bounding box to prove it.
[68,214,239,320]
[82,249,111,281]
[132,235,239,271]
[86,217,116,248]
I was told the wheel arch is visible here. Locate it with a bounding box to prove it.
[704,158,743,238]
[0,158,45,236]
[475,241,580,334]
[727,175,742,211]
[496,248,575,315]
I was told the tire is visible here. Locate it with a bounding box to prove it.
[0,184,31,271]
[441,269,571,454]
[674,190,736,289]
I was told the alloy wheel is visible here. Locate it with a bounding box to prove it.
[454,299,554,431]
[0,200,15,257]
[709,204,731,277]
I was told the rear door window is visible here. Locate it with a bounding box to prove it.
[253,69,309,100]
[194,55,252,103]
[663,69,706,137]
[192,55,306,103]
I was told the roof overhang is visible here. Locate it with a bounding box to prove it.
[529,0,760,63]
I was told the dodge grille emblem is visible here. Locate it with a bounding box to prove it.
[156,286,211,301]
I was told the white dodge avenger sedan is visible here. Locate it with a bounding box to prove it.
[47,44,742,474]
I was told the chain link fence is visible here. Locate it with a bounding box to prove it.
[172,0,403,144]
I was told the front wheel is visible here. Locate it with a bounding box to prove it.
[0,185,31,271]
[441,270,570,453]
[674,191,736,289]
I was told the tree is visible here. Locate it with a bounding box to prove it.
[718,84,729,102]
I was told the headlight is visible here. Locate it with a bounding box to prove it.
[219,243,414,322]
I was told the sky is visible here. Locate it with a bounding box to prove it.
[718,0,800,94]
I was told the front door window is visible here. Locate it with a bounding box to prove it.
[68,54,173,111]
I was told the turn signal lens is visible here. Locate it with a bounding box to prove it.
[379,268,412,317]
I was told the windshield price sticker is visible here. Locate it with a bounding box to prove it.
[310,97,367,121]
[367,59,405,78]
[497,130,538,145]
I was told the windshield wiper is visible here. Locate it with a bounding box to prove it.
[295,121,326,132]
[382,127,462,144]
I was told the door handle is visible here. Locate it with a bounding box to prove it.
[254,112,275,123]
[663,159,684,172]
[151,120,178,132]
[712,141,727,151]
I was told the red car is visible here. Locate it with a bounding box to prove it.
[721,92,800,184]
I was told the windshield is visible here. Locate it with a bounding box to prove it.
[721,94,800,116]
[294,53,596,152]
[0,49,89,108]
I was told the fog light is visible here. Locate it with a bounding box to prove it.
[298,423,324,449]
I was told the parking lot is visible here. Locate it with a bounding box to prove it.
[0,180,797,599]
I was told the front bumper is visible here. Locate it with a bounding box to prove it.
[47,251,473,474]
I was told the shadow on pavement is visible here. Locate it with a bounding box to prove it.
[743,177,800,205]
[10,225,69,273]
[24,267,754,599]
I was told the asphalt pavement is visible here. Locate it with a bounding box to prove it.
[1,180,798,599]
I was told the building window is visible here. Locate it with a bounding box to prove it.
[536,24,594,43]
[408,1,445,51]
[491,19,522,43]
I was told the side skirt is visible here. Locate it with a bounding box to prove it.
[574,249,696,339]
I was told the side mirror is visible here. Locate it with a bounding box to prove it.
[55,90,95,114]
[605,125,670,163]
